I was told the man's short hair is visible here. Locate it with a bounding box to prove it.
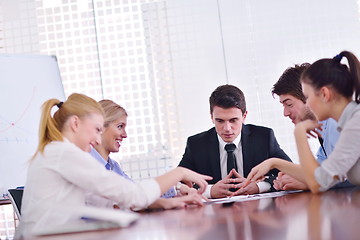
[272,63,310,103]
[209,84,246,114]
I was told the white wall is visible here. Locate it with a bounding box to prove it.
[162,0,360,163]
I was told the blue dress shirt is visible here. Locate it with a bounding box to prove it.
[316,118,340,163]
[90,148,133,181]
[315,118,354,189]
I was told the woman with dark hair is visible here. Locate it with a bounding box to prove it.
[242,51,360,193]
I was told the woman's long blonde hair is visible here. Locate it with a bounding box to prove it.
[32,93,104,159]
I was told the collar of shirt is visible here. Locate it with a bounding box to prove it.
[90,148,113,169]
[217,133,241,150]
[89,148,133,182]
[337,101,358,131]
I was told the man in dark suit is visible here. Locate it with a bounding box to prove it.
[178,84,291,198]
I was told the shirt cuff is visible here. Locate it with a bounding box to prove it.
[256,181,271,193]
[160,186,176,198]
[315,166,340,192]
[130,179,161,211]
[203,184,213,198]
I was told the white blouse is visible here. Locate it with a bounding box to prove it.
[315,102,360,191]
[21,139,160,234]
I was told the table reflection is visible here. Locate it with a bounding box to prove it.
[20,187,360,240]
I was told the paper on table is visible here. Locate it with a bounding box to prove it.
[204,190,303,204]
[33,206,139,236]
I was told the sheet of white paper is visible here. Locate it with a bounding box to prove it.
[204,190,303,204]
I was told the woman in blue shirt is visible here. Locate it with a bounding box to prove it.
[88,99,204,209]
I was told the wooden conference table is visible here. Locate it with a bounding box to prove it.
[22,186,360,240]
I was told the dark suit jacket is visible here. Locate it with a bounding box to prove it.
[178,124,292,189]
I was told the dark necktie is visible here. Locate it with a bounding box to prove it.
[225,143,237,174]
[318,137,327,157]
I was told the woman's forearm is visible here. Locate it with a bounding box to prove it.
[155,168,183,195]
[294,127,321,193]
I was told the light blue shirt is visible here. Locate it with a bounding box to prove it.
[90,148,133,181]
[90,148,176,198]
[316,118,340,163]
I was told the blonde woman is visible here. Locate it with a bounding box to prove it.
[21,93,211,234]
[88,99,203,210]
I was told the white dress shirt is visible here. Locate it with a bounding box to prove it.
[218,134,243,178]
[21,139,160,234]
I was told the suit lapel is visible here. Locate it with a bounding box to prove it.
[208,128,222,182]
[241,124,252,177]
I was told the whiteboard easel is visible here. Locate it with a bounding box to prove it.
[0,54,65,197]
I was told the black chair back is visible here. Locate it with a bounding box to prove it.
[8,189,23,220]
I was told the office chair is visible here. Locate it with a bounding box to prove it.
[8,189,23,220]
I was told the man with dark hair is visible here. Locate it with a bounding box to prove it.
[271,63,347,190]
[178,84,291,198]
[272,63,316,124]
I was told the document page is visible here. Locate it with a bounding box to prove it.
[204,190,303,204]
